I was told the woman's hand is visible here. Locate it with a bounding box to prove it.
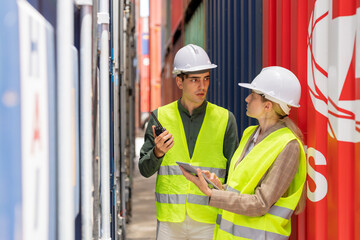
[180,167,212,196]
[202,170,223,190]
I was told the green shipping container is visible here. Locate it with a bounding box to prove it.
[184,2,205,48]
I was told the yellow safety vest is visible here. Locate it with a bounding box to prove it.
[213,126,306,239]
[156,101,228,223]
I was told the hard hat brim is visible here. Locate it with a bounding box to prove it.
[173,64,217,75]
[238,82,254,90]
[238,82,300,108]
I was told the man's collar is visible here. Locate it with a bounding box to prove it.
[177,99,207,116]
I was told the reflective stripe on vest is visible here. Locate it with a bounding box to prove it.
[155,193,210,205]
[158,165,226,178]
[214,126,306,239]
[155,101,228,223]
[216,214,289,240]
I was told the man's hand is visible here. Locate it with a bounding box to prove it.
[152,125,174,158]
[180,167,212,196]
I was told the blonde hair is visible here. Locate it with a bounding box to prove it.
[272,102,304,143]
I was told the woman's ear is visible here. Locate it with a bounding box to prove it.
[264,101,273,112]
[176,76,183,89]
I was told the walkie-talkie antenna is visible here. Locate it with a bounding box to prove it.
[151,112,163,128]
[151,111,167,137]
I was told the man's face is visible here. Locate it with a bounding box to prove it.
[176,71,210,105]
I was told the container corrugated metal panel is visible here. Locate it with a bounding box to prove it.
[206,0,360,239]
[171,0,183,35]
[138,17,150,113]
[264,0,360,239]
[171,29,185,102]
[139,51,150,112]
[161,0,172,50]
[150,0,162,111]
[184,1,205,47]
[161,0,168,68]
[161,49,182,105]
[262,1,308,239]
[206,0,263,135]
[165,0,171,44]
[161,51,173,105]
[27,0,56,27]
[0,2,57,239]
[0,2,22,240]
[183,0,191,10]
[161,32,184,105]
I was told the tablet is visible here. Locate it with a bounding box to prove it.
[176,161,220,190]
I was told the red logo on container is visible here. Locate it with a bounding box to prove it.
[308,0,360,143]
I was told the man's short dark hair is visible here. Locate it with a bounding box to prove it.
[177,69,210,81]
[177,73,187,81]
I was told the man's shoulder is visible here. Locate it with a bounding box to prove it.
[157,101,180,119]
[159,100,178,110]
[207,102,228,111]
[207,102,235,118]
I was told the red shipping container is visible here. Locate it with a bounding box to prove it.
[263,0,360,239]
[150,0,162,111]
[171,0,183,35]
[138,17,150,114]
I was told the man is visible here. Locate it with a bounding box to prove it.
[139,44,238,239]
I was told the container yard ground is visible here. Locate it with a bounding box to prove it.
[127,132,157,240]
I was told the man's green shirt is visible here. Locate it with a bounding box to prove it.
[138,99,239,180]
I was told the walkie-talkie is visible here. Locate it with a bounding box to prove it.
[151,112,166,136]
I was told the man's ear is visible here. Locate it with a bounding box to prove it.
[176,76,183,89]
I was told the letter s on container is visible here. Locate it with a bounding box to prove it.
[307,147,328,202]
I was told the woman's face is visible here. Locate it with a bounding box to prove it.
[245,91,267,119]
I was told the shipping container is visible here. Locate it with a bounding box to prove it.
[161,0,170,69]
[0,2,23,239]
[149,0,162,111]
[262,0,360,239]
[184,1,205,47]
[134,0,141,129]
[0,0,136,239]
[204,0,360,239]
[206,0,263,135]
[161,46,182,105]
[171,0,183,36]
[138,16,151,124]
[183,0,192,10]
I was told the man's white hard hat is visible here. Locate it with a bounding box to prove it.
[172,44,217,75]
[238,66,301,109]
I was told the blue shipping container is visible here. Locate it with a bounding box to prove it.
[206,0,263,135]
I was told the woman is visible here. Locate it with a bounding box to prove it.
[180,66,307,239]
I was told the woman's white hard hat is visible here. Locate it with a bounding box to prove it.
[238,66,301,109]
[172,44,217,75]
